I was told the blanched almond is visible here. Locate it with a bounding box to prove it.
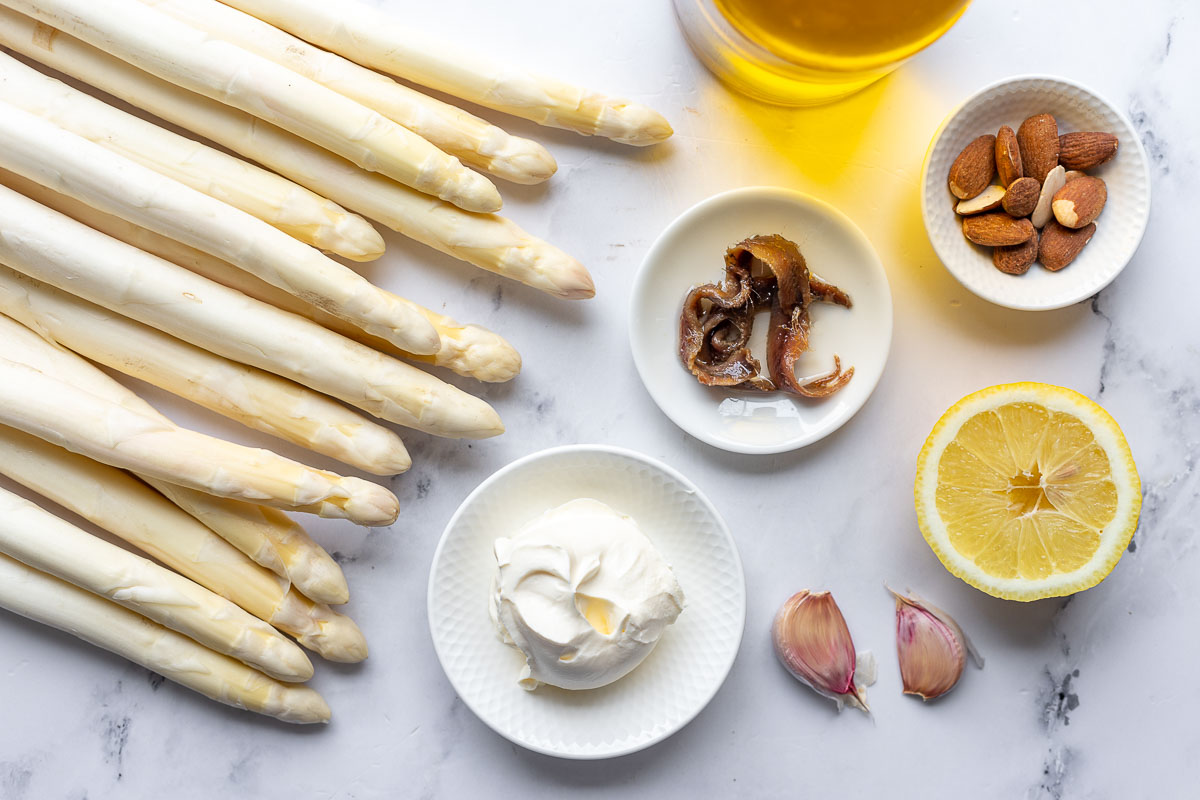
[955,185,1006,215]
[1030,166,1067,228]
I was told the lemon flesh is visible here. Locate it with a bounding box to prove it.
[916,384,1140,601]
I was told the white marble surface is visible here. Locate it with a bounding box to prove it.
[1,0,1196,796]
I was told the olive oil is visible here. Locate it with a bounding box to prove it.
[675,0,971,105]
[715,0,968,68]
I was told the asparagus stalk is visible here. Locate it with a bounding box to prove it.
[0,427,368,662]
[0,354,401,526]
[150,482,350,607]
[175,254,524,384]
[140,0,554,185]
[0,313,400,525]
[0,270,413,476]
[0,553,331,723]
[0,12,593,299]
[0,184,504,439]
[0,312,350,602]
[0,169,522,383]
[219,0,673,146]
[4,0,502,213]
[0,50,382,261]
[0,100,440,357]
[0,486,313,681]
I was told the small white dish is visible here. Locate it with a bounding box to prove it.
[921,75,1151,311]
[426,445,745,759]
[630,187,893,454]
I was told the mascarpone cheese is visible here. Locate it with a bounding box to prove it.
[489,498,684,691]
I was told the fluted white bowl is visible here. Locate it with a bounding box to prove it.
[630,187,893,454]
[921,75,1151,310]
[427,445,745,759]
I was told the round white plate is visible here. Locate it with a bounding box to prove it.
[921,75,1151,310]
[630,187,893,454]
[426,445,746,759]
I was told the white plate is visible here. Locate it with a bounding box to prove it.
[630,187,893,454]
[426,445,746,759]
[921,75,1152,310]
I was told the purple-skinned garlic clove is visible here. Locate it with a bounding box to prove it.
[772,590,872,713]
[891,589,983,701]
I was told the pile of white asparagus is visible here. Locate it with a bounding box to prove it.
[0,0,671,723]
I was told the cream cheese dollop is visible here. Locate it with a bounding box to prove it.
[488,498,684,691]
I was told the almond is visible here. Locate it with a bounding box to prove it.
[948,134,997,199]
[963,213,1035,246]
[1030,165,1067,228]
[1016,113,1060,183]
[1052,175,1107,228]
[995,125,1023,186]
[1001,177,1040,218]
[955,185,1006,215]
[1058,132,1118,170]
[1039,220,1096,271]
[993,230,1039,275]
[1064,170,1087,182]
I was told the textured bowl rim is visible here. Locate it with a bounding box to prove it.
[629,185,894,454]
[425,443,748,759]
[920,73,1152,310]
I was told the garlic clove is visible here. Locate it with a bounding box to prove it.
[772,590,871,713]
[890,589,982,701]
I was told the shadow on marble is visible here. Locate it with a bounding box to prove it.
[499,663,739,782]
[891,179,1098,344]
[722,74,893,190]
[0,611,331,738]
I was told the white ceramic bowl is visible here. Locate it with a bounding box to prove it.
[921,75,1151,310]
[426,445,745,759]
[630,187,893,454]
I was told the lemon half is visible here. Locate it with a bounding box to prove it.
[915,383,1141,601]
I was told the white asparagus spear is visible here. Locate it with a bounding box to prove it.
[0,169,521,383]
[0,428,368,662]
[0,101,440,357]
[0,553,331,723]
[181,252,524,383]
[176,252,524,384]
[0,270,413,476]
[0,313,401,524]
[0,486,313,682]
[0,312,346,600]
[0,269,368,606]
[0,303,278,572]
[151,482,350,607]
[0,14,593,299]
[0,355,401,526]
[0,51,382,261]
[0,184,504,439]
[219,0,673,146]
[3,0,502,213]
[141,0,554,185]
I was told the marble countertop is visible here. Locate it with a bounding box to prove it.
[1,0,1195,796]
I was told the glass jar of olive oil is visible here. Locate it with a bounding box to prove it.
[675,0,971,105]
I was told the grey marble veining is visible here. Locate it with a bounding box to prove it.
[1,0,1197,797]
